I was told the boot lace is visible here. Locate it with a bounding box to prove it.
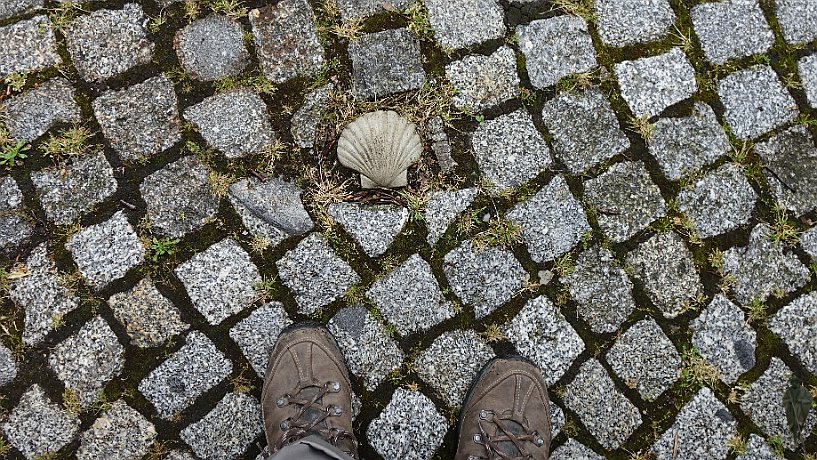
[469,410,545,460]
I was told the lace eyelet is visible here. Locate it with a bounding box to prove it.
[328,381,341,392]
[280,419,291,430]
[473,433,483,443]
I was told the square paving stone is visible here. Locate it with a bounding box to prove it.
[607,318,681,401]
[328,203,408,257]
[366,388,448,460]
[1,78,81,142]
[229,302,292,377]
[677,163,757,238]
[755,125,817,216]
[691,294,757,384]
[428,115,456,171]
[769,292,817,375]
[802,226,817,260]
[0,343,16,387]
[0,0,42,20]
[0,176,33,252]
[800,53,817,108]
[517,17,596,90]
[648,102,731,181]
[291,83,332,149]
[93,75,182,161]
[737,434,782,460]
[139,331,233,418]
[583,161,667,243]
[183,89,275,158]
[31,151,118,226]
[541,89,630,174]
[424,0,505,50]
[276,233,360,314]
[446,46,519,112]
[564,358,642,450]
[367,254,454,335]
[76,401,156,460]
[2,384,80,459]
[64,4,154,81]
[66,211,145,291]
[174,15,250,81]
[140,155,219,238]
[181,393,262,460]
[349,28,426,99]
[414,330,495,407]
[652,388,737,459]
[594,0,675,46]
[338,0,411,19]
[425,187,478,245]
[775,0,817,44]
[443,240,527,319]
[691,0,773,65]
[250,0,324,84]
[561,246,636,333]
[0,16,61,78]
[107,278,188,348]
[718,65,798,140]
[175,239,261,325]
[550,439,604,459]
[614,48,697,118]
[503,295,585,386]
[49,316,125,405]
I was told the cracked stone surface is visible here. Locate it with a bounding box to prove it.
[607,318,681,401]
[653,388,738,459]
[0,176,33,252]
[0,16,61,78]
[614,47,697,118]
[718,65,798,140]
[691,0,774,65]
[328,202,408,257]
[229,302,292,377]
[228,176,314,247]
[594,0,675,46]
[174,15,250,81]
[366,388,448,460]
[677,162,757,238]
[691,294,757,384]
[801,53,817,108]
[769,291,817,375]
[107,277,189,348]
[349,28,426,99]
[0,343,17,387]
[517,17,596,89]
[76,401,156,460]
[755,125,817,216]
[1,78,81,142]
[425,187,478,245]
[446,46,519,112]
[2,384,80,459]
[424,0,505,50]
[180,392,262,460]
[291,84,332,149]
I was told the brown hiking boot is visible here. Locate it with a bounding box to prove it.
[456,357,551,460]
[261,322,359,459]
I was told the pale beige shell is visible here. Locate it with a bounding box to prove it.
[337,110,423,188]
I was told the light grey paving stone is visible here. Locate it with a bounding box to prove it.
[93,75,182,161]
[648,102,731,181]
[9,244,80,345]
[550,439,604,459]
[0,0,42,20]
[107,278,189,348]
[139,331,233,418]
[755,125,817,216]
[66,211,144,290]
[653,387,738,459]
[166,450,197,460]
[626,232,702,318]
[769,292,817,375]
[549,402,565,438]
[584,161,667,243]
[250,0,324,84]
[174,15,250,81]
[349,28,426,99]
[367,254,454,335]
[414,330,495,407]
[31,151,117,226]
[0,176,32,252]
[722,224,809,305]
[607,319,681,401]
[691,0,773,65]
[140,155,219,238]
[366,388,448,460]
[503,295,585,386]
[718,65,798,140]
[517,17,596,90]
[677,163,757,238]
[329,306,404,390]
[228,176,314,248]
[181,393,262,460]
[229,302,292,377]
[1,384,80,459]
[443,240,527,319]
[0,16,61,78]
[184,89,275,159]
[737,434,781,460]
[1,78,81,142]
[338,0,410,19]
[614,48,697,118]
[291,83,332,149]
[507,176,590,263]
[471,109,552,189]
[775,0,817,44]
[541,89,630,174]
[328,203,408,257]
[424,0,505,49]
[691,294,756,384]
[428,116,457,172]
[446,46,519,112]
[64,4,154,81]
[800,53,817,108]
[49,316,125,405]
[425,187,477,245]
[594,0,675,46]
[561,246,636,333]
[76,401,156,460]
[0,343,17,387]
[175,239,261,325]
[564,359,641,449]
[802,226,817,260]
[740,358,817,448]
[276,233,360,314]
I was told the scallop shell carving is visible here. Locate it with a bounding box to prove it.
[337,110,423,189]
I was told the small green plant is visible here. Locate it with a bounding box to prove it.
[680,347,720,388]
[231,366,255,393]
[472,218,522,249]
[768,436,785,457]
[208,0,247,17]
[0,435,10,456]
[746,297,767,323]
[254,275,277,302]
[48,0,78,32]
[0,140,29,168]
[149,238,180,261]
[62,388,82,416]
[4,72,27,92]
[554,253,575,277]
[628,115,655,139]
[727,435,747,455]
[552,0,594,19]
[481,324,505,343]
[41,126,93,157]
[404,2,434,41]
[769,207,800,246]
[556,71,595,93]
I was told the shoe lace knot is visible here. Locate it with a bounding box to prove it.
[469,410,545,460]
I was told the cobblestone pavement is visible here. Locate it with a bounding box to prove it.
[1,0,816,457]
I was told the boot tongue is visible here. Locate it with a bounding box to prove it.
[493,419,524,458]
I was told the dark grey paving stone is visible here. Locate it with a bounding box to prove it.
[338,0,410,19]
[614,48,697,118]
[0,176,32,252]
[1,78,81,142]
[76,401,156,460]
[517,16,596,89]
[93,75,182,161]
[691,294,756,384]
[0,15,61,78]
[64,4,154,81]
[291,83,332,149]
[446,46,519,112]
[607,319,681,401]
[424,0,505,50]
[1,384,80,459]
[737,434,780,460]
[180,393,262,460]
[175,239,261,325]
[229,302,292,377]
[802,226,817,260]
[0,0,42,20]
[174,15,250,81]
[428,116,457,171]
[425,187,478,245]
[755,125,817,216]
[691,0,773,65]
[366,388,448,460]
[800,53,817,108]
[0,343,17,387]
[677,163,757,238]
[769,292,817,375]
[775,0,817,44]
[594,0,675,46]
[652,388,737,459]
[550,439,604,460]
[328,203,408,257]
[541,89,630,174]
[350,28,426,99]
[107,277,189,348]
[718,65,798,140]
